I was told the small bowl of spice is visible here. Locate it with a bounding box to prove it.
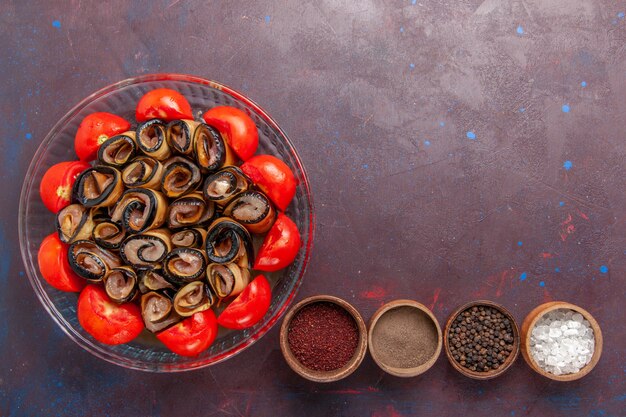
[444,300,520,379]
[279,295,367,382]
[368,300,442,377]
[520,301,602,381]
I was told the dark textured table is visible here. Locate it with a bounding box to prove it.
[1,1,624,416]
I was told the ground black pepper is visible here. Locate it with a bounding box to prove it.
[287,302,359,372]
[448,305,515,372]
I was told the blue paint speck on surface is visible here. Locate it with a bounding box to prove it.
[555,267,560,272]
[264,15,271,24]
[424,140,431,147]
[400,26,404,33]
[19,271,24,276]
[466,131,476,140]
[539,281,545,287]
[439,121,445,127]
[519,107,525,112]
[409,63,415,69]
[520,272,528,281]
[618,11,625,19]
[517,241,523,247]
[599,265,608,274]
[516,25,524,35]
[362,164,369,169]
[411,0,417,4]
[559,201,565,206]
[563,160,573,170]
[562,104,570,113]
[581,81,587,87]
[25,133,32,140]
[52,20,61,28]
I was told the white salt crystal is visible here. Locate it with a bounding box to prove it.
[529,308,595,376]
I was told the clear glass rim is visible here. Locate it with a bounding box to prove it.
[18,73,316,372]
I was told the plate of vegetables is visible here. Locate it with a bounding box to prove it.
[19,74,314,371]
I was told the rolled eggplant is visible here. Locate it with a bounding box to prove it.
[92,220,126,250]
[138,268,175,293]
[166,119,199,156]
[193,123,234,172]
[204,217,253,267]
[171,228,206,249]
[136,119,171,160]
[120,228,172,269]
[73,166,124,208]
[161,156,202,198]
[167,192,215,229]
[202,166,250,207]
[104,266,138,303]
[163,247,207,284]
[110,188,168,234]
[121,156,165,189]
[97,131,137,167]
[223,190,276,234]
[206,262,251,299]
[68,240,123,282]
[173,281,214,317]
[140,291,182,333]
[56,204,95,243]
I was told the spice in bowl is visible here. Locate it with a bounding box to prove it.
[287,302,359,371]
[529,309,595,376]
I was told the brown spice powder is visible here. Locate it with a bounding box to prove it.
[372,306,438,369]
[287,302,359,372]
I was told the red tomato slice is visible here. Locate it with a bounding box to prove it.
[39,160,91,213]
[240,155,296,211]
[156,310,218,357]
[77,285,144,345]
[136,88,193,122]
[254,213,301,272]
[203,106,258,161]
[37,233,86,292]
[217,275,271,330]
[74,112,131,161]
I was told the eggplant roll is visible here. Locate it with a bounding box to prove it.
[166,119,199,156]
[92,220,126,250]
[56,204,95,243]
[138,268,175,293]
[163,247,207,284]
[223,190,276,234]
[73,166,124,208]
[193,123,235,172]
[202,166,250,207]
[97,131,137,167]
[167,192,215,229]
[68,240,123,282]
[104,266,138,303]
[173,281,214,317]
[171,228,206,249]
[136,119,171,160]
[120,228,172,269]
[110,188,168,234]
[161,156,202,198]
[204,218,253,267]
[141,291,181,333]
[206,263,251,299]
[121,156,165,189]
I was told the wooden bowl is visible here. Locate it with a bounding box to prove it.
[279,295,367,383]
[443,300,520,380]
[520,301,603,381]
[368,299,442,377]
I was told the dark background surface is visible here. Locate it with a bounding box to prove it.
[1,1,624,416]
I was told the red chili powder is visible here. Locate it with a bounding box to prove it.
[287,302,359,372]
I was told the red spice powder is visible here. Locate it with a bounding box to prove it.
[287,302,359,372]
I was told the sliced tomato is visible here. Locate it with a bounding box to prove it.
[156,310,218,357]
[136,88,193,122]
[202,106,258,161]
[77,285,144,345]
[74,112,131,161]
[217,275,271,330]
[254,213,301,272]
[37,233,86,292]
[39,160,91,213]
[240,155,296,211]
